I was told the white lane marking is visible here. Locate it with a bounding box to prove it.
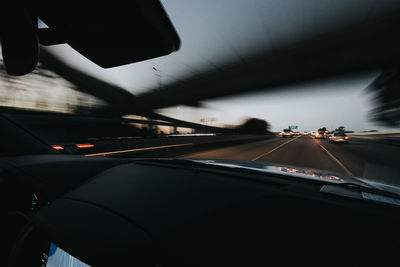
[318,144,353,175]
[251,136,300,161]
[178,137,281,159]
[85,143,193,157]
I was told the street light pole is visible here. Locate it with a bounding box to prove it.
[152,65,161,89]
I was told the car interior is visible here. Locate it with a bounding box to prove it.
[1,1,400,267]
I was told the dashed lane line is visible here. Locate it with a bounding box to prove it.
[318,144,353,175]
[251,136,300,161]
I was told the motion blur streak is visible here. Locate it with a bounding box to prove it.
[85,143,193,157]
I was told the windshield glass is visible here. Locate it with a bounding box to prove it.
[1,0,400,188]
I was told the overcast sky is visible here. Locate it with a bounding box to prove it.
[157,71,385,132]
[43,0,400,131]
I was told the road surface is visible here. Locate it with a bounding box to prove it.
[177,135,400,183]
[83,135,400,184]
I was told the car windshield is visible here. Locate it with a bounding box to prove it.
[1,0,400,188]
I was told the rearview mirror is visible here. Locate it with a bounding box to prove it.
[0,8,39,76]
[35,1,181,68]
[0,1,181,76]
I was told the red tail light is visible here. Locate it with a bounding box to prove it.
[51,145,64,150]
[76,144,95,148]
[345,136,349,140]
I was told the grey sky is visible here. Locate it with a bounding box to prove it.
[43,0,400,131]
[205,72,381,133]
[157,71,384,132]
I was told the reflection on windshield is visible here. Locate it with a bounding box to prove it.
[192,159,347,183]
[0,54,107,114]
[277,167,345,182]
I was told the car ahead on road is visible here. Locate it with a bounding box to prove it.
[280,129,294,138]
[311,131,316,137]
[314,130,325,139]
[303,131,309,136]
[329,131,349,143]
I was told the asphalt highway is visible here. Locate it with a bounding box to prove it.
[177,135,400,183]
[84,135,400,184]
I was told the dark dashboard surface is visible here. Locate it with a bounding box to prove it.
[1,155,400,266]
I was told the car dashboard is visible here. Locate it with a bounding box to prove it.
[1,155,400,266]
